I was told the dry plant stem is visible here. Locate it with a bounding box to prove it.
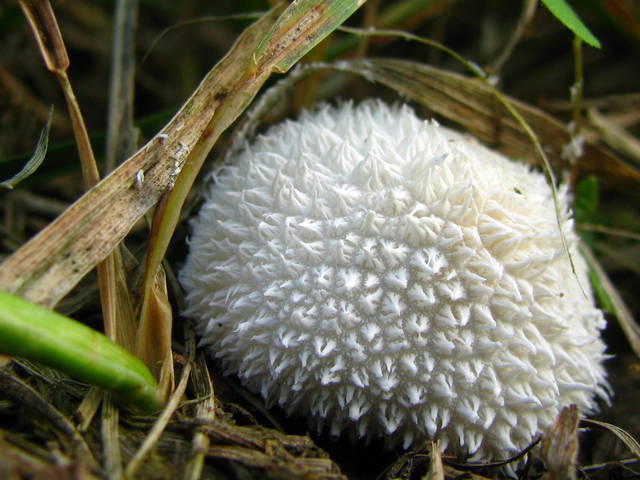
[105,0,138,173]
[578,223,640,241]
[355,0,382,57]
[571,37,585,135]
[183,354,217,480]
[101,393,122,480]
[581,419,640,460]
[0,369,97,469]
[588,108,640,165]
[124,361,193,478]
[54,71,100,187]
[50,22,132,349]
[490,0,538,74]
[0,7,281,306]
[76,387,103,432]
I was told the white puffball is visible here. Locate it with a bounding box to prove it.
[180,100,608,460]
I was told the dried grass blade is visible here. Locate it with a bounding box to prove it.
[101,393,122,479]
[588,108,640,166]
[18,0,137,365]
[581,418,640,460]
[253,0,367,74]
[18,0,69,72]
[135,265,174,401]
[333,58,640,188]
[133,4,285,396]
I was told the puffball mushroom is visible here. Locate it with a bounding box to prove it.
[180,100,608,460]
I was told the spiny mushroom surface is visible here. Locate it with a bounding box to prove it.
[180,100,608,460]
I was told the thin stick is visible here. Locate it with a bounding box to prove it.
[124,362,193,478]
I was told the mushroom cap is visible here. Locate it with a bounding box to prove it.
[180,100,608,460]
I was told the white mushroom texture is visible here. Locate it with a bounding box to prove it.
[180,100,608,460]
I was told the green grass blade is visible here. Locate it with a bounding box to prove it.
[0,291,160,413]
[541,0,601,48]
[1,105,54,189]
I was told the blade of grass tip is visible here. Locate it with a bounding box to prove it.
[540,0,601,48]
[1,105,54,190]
[0,291,160,414]
[19,0,100,187]
[252,0,367,74]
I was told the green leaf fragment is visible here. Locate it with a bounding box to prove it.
[1,106,54,189]
[541,0,601,48]
[574,175,599,223]
[0,291,160,414]
[587,261,616,314]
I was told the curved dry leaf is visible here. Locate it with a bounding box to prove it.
[582,418,640,460]
[333,58,640,188]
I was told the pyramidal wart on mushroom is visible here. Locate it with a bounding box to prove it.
[180,100,609,460]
